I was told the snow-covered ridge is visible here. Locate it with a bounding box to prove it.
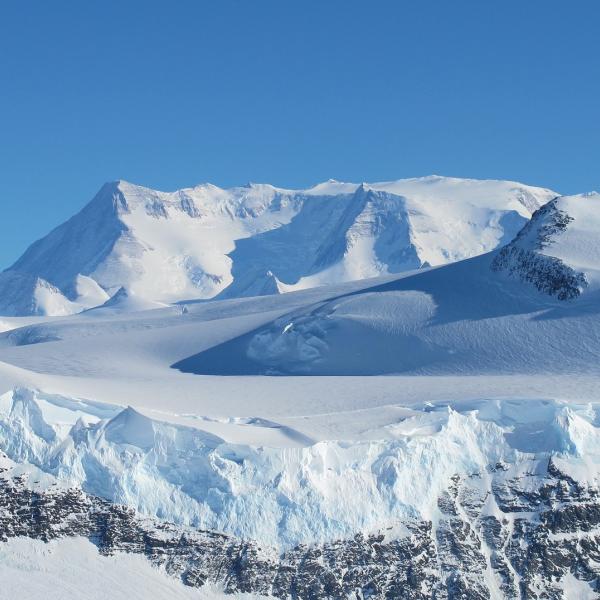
[0,176,556,315]
[491,192,600,299]
[2,387,600,550]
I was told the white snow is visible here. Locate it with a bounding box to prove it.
[560,572,598,600]
[89,286,169,314]
[0,176,556,315]
[1,386,600,549]
[1,182,600,587]
[0,537,269,600]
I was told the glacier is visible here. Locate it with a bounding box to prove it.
[1,181,600,597]
[2,387,600,551]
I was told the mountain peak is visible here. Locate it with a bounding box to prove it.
[492,192,600,299]
[86,180,133,215]
[0,176,559,315]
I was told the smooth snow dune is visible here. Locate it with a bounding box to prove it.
[0,316,54,333]
[0,359,37,392]
[174,252,600,376]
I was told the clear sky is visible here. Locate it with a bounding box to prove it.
[1,0,599,268]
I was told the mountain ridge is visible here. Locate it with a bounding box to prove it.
[1,188,600,597]
[0,176,557,316]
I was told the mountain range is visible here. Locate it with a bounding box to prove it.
[0,176,556,315]
[1,176,600,598]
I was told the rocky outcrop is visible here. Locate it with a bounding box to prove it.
[491,199,588,300]
[2,455,599,599]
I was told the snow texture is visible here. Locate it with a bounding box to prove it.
[0,537,267,600]
[1,179,600,598]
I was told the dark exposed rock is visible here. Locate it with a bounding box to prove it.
[491,199,588,300]
[1,459,599,599]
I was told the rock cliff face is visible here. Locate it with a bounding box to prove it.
[2,455,599,599]
[491,193,600,300]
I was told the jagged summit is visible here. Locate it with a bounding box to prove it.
[0,176,557,315]
[492,192,600,299]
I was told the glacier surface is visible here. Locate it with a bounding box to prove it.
[2,387,600,550]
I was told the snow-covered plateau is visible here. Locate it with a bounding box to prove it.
[1,179,600,598]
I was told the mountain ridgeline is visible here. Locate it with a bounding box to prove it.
[0,176,556,316]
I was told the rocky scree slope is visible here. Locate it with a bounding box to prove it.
[2,445,600,598]
[2,389,600,597]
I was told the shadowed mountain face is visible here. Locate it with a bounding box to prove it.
[0,176,555,315]
[219,186,423,299]
[174,193,600,376]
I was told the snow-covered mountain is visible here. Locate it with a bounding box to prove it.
[492,192,600,299]
[2,181,600,598]
[0,176,556,315]
[173,191,600,377]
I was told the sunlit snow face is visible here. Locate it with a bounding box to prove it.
[0,177,556,316]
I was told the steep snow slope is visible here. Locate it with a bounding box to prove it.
[0,176,556,315]
[492,192,600,298]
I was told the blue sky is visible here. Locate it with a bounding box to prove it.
[1,0,599,268]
